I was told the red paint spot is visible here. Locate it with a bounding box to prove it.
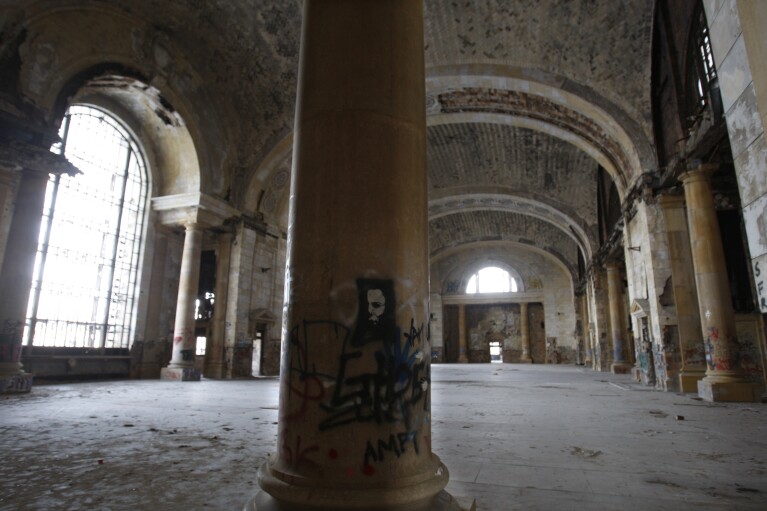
[328,448,338,459]
[362,464,375,476]
[173,336,183,345]
[346,467,355,477]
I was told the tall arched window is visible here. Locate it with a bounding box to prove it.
[466,266,517,294]
[24,105,148,349]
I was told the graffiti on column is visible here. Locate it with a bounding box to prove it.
[284,279,430,470]
[704,326,735,371]
[320,279,428,432]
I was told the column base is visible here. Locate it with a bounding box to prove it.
[244,489,475,511]
[631,367,642,382]
[457,356,468,363]
[256,457,451,511]
[0,371,33,393]
[204,362,227,379]
[697,378,762,402]
[611,362,632,374]
[678,370,706,393]
[160,366,201,381]
[518,357,532,364]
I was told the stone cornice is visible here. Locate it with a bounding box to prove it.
[151,192,240,228]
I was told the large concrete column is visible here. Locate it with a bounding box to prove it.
[581,294,593,366]
[161,222,203,382]
[0,169,48,393]
[250,1,457,509]
[519,302,532,363]
[204,232,232,379]
[680,164,760,401]
[606,263,631,374]
[457,304,468,363]
[659,194,706,392]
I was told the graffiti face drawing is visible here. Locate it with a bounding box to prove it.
[368,289,386,324]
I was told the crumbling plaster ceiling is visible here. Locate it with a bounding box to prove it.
[3,0,656,280]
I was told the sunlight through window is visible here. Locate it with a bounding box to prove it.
[23,105,148,349]
[466,266,517,294]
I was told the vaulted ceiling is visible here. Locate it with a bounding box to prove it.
[1,0,657,285]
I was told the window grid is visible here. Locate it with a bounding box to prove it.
[24,106,147,349]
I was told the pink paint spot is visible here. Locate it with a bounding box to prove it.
[173,336,183,345]
[362,464,375,476]
[328,448,338,459]
[346,467,355,478]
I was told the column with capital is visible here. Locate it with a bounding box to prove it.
[680,163,761,401]
[203,232,231,379]
[457,303,469,363]
[248,1,461,509]
[581,294,593,366]
[658,193,706,392]
[519,302,532,363]
[0,169,48,392]
[0,140,80,393]
[161,222,204,381]
[607,262,632,374]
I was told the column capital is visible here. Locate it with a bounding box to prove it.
[679,162,718,184]
[0,138,81,178]
[657,192,686,209]
[152,192,241,229]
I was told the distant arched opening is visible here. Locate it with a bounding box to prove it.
[466,266,518,294]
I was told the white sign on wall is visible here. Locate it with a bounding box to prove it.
[752,253,767,312]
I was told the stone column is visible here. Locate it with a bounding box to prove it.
[457,304,469,363]
[659,194,707,392]
[0,168,19,274]
[519,302,532,363]
[0,169,48,393]
[251,1,455,509]
[606,263,631,374]
[204,232,231,379]
[161,222,203,381]
[680,164,760,401]
[581,294,593,366]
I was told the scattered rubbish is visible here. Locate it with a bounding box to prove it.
[123,423,135,427]
[649,410,668,418]
[675,415,685,421]
[97,459,104,465]
[736,486,760,493]
[570,446,601,459]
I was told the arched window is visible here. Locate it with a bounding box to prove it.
[466,266,517,294]
[686,4,719,119]
[24,105,148,349]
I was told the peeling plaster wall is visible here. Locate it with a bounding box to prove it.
[704,0,767,312]
[224,223,257,378]
[587,271,611,371]
[248,232,286,376]
[625,201,678,390]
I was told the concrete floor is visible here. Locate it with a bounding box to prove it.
[1,364,766,511]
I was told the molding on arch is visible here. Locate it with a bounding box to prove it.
[431,239,576,283]
[428,191,594,260]
[242,132,293,229]
[425,66,657,197]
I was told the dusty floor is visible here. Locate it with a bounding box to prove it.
[1,364,766,510]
